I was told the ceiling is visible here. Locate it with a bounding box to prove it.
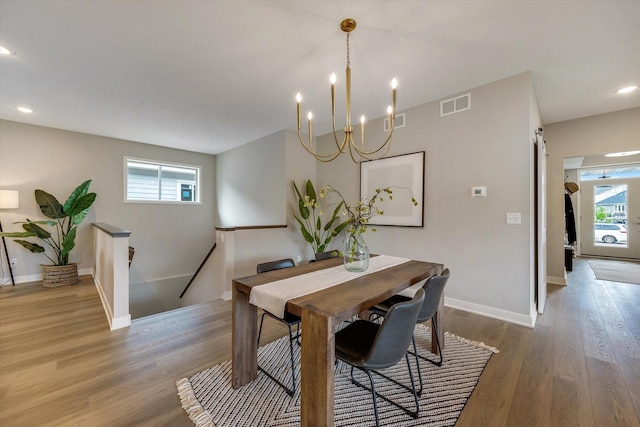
[1,1,638,155]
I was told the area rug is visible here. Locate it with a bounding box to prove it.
[176,324,498,426]
[589,259,640,285]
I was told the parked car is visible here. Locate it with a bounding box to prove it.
[594,223,627,244]
[612,212,627,224]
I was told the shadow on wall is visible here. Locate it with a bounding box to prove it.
[129,276,190,319]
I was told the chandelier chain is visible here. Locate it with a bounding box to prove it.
[346,32,350,68]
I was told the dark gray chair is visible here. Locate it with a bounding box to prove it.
[369,268,450,395]
[256,258,299,396]
[335,289,425,427]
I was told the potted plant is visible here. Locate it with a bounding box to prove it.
[0,180,97,287]
[292,179,348,258]
[320,185,417,272]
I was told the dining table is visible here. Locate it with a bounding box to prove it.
[231,255,444,427]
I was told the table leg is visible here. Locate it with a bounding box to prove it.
[431,292,445,354]
[232,284,257,389]
[301,309,334,427]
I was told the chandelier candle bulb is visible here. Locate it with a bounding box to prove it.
[330,73,336,116]
[391,78,397,117]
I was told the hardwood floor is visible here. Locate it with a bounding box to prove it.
[1,257,638,426]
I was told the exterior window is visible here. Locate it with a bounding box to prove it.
[125,158,200,203]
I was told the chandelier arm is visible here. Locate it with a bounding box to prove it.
[297,128,345,161]
[331,114,348,152]
[350,125,395,156]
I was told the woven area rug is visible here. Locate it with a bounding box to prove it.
[176,324,498,426]
[589,259,640,285]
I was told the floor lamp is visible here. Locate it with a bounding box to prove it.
[0,190,19,286]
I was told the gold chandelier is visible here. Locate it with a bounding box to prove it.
[295,18,397,163]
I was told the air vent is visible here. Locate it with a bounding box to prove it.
[383,113,405,131]
[440,93,471,116]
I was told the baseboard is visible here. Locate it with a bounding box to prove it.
[445,297,535,328]
[547,275,567,286]
[221,291,232,301]
[10,267,93,285]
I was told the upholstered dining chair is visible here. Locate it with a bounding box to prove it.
[256,258,299,396]
[369,268,450,396]
[335,288,425,427]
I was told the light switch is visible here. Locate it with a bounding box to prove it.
[506,213,521,224]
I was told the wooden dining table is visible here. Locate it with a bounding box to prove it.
[231,256,444,427]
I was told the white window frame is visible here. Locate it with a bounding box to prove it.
[124,157,202,204]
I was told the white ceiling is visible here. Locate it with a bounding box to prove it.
[1,1,638,155]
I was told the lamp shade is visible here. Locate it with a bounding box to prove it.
[0,190,19,209]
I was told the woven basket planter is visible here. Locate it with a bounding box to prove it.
[42,263,79,288]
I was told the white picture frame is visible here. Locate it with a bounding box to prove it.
[360,151,425,227]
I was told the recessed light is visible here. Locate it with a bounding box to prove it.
[617,85,637,94]
[0,46,15,55]
[16,106,34,113]
[605,150,640,157]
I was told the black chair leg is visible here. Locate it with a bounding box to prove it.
[432,315,443,366]
[365,369,381,427]
[411,336,424,396]
[256,312,297,396]
[286,323,297,394]
[404,353,420,418]
[408,319,443,367]
[349,362,419,422]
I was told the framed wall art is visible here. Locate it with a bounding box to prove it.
[360,151,425,227]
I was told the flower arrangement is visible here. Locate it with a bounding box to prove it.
[320,185,418,235]
[317,185,417,271]
[292,180,348,254]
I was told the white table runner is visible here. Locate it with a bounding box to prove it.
[249,255,411,318]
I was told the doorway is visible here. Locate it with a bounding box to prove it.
[579,169,640,260]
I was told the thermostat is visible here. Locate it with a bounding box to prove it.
[471,187,486,197]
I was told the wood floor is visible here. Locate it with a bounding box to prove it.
[1,257,639,426]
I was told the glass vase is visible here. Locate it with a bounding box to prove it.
[343,232,370,272]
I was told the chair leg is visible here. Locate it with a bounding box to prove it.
[350,366,380,427]
[348,362,419,422]
[408,319,443,367]
[431,316,443,366]
[411,336,424,396]
[404,353,420,417]
[286,323,297,394]
[256,312,296,396]
[364,369,381,427]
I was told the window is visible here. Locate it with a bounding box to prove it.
[125,158,201,203]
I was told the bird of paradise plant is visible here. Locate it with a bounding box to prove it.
[292,180,348,254]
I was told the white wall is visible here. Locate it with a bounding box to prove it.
[216,130,286,227]
[317,72,538,325]
[544,107,640,281]
[214,128,316,279]
[0,120,217,288]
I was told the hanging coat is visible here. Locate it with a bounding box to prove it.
[565,193,577,245]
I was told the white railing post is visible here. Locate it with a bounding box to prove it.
[93,223,131,330]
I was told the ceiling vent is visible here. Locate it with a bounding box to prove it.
[383,113,405,131]
[440,93,471,116]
